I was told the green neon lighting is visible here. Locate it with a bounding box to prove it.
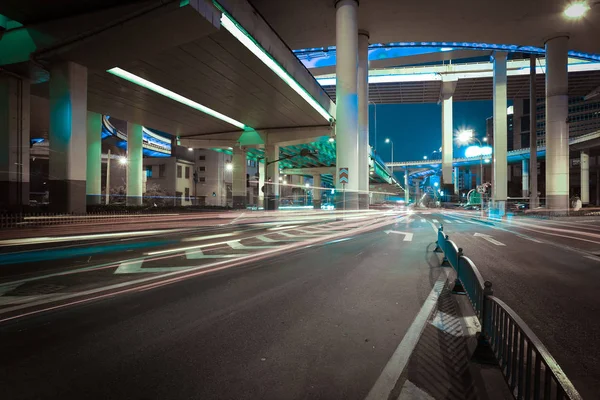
[213,1,334,123]
[106,67,247,130]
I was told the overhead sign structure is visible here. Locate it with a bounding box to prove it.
[339,167,349,184]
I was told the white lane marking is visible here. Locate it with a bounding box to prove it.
[181,232,239,242]
[364,273,448,400]
[473,232,506,246]
[421,219,426,223]
[384,231,414,241]
[429,222,439,234]
[432,219,439,223]
[443,220,453,224]
[515,234,543,243]
[146,240,231,256]
[267,225,298,231]
[114,260,200,274]
[0,294,62,306]
[227,241,277,250]
[0,229,187,246]
[584,255,600,262]
[455,220,464,224]
[256,235,281,243]
[185,249,243,260]
[277,231,315,238]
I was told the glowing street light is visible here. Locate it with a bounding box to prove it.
[564,2,591,18]
[118,156,128,165]
[328,136,335,143]
[188,147,193,151]
[423,156,428,160]
[225,162,233,171]
[457,129,474,144]
[305,183,310,188]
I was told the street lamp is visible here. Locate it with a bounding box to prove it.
[563,2,593,18]
[118,156,128,165]
[423,156,428,160]
[385,138,394,177]
[457,129,486,217]
[225,162,233,171]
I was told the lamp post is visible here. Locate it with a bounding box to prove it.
[385,138,394,176]
[457,129,487,218]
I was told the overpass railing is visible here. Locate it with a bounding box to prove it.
[435,226,582,400]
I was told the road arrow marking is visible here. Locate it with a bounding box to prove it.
[384,230,414,241]
[474,232,505,246]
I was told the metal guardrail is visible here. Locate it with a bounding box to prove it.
[435,225,582,400]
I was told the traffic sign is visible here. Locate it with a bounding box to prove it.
[338,167,349,184]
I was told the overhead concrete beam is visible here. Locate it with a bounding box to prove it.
[184,125,332,146]
[281,167,336,176]
[308,49,487,75]
[217,0,335,120]
[179,138,237,149]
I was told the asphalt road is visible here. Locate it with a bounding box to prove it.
[0,214,443,400]
[438,211,600,399]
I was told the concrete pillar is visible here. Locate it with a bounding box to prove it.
[49,62,87,213]
[596,170,600,206]
[522,159,529,197]
[335,0,359,210]
[0,74,30,208]
[258,161,265,208]
[513,99,523,150]
[126,122,143,206]
[358,30,370,209]
[441,96,453,186]
[265,144,279,210]
[545,36,570,212]
[313,174,322,209]
[529,55,539,209]
[86,111,102,205]
[404,168,410,205]
[453,167,459,195]
[581,150,589,204]
[492,52,508,216]
[232,146,247,209]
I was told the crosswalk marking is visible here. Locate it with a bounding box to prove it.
[421,219,426,223]
[443,220,453,224]
[432,219,439,223]
[455,220,464,224]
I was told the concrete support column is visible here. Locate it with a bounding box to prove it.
[441,96,453,186]
[0,74,30,208]
[86,111,102,205]
[492,52,508,216]
[265,145,279,210]
[529,55,539,209]
[522,159,530,197]
[358,30,370,209]
[258,161,265,208]
[313,174,322,209]
[232,146,247,209]
[596,170,600,206]
[581,150,589,204]
[545,36,570,212]
[126,122,143,206]
[49,62,87,213]
[453,167,459,195]
[335,0,359,210]
[404,168,410,205]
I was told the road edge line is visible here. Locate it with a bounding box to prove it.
[364,270,449,400]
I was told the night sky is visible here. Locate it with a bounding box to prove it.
[369,100,494,162]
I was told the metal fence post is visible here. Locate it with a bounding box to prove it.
[472,281,496,364]
[451,248,466,294]
[441,234,451,266]
[434,225,443,253]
